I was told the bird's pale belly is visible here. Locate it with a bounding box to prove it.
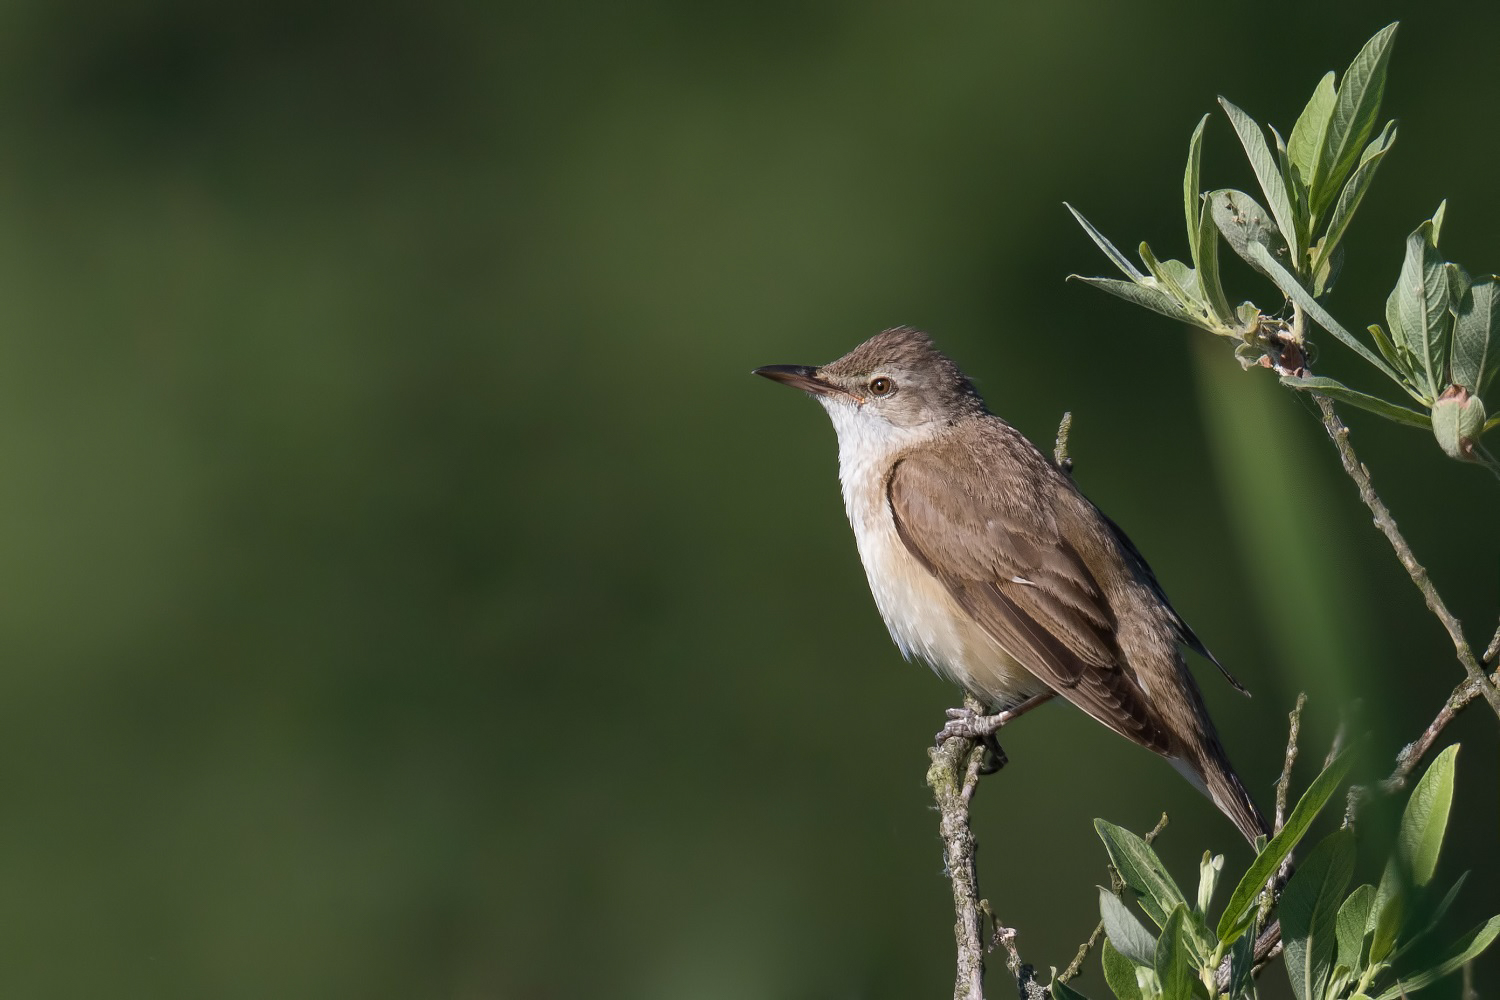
[842,475,1046,710]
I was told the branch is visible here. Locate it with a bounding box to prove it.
[1059,813,1168,983]
[1054,411,1074,475]
[1312,395,1500,719]
[1273,693,1307,834]
[927,694,994,1000]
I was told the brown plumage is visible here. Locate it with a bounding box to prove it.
[756,327,1268,845]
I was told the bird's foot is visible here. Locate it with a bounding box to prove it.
[936,707,1012,773]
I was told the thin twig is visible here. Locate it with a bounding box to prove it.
[1484,618,1500,665]
[1059,814,1168,982]
[927,694,991,1000]
[1313,396,1500,719]
[1274,693,1307,834]
[1054,411,1074,476]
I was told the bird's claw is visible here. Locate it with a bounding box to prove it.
[936,706,1010,773]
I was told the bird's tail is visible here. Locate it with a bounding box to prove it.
[1181,741,1269,847]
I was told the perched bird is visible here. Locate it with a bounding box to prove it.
[754,327,1268,844]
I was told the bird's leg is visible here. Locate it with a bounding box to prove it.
[936,693,1057,772]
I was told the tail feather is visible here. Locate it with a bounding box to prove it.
[1201,752,1270,846]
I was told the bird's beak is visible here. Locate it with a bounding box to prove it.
[752,364,849,398]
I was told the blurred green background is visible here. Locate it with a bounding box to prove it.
[0,0,1496,996]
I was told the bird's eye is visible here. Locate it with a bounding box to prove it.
[869,377,894,397]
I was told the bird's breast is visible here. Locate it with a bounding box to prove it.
[835,443,1042,709]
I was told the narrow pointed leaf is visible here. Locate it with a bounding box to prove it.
[1153,905,1195,1000]
[1069,275,1195,325]
[1067,203,1146,280]
[1372,915,1500,1000]
[1288,71,1337,192]
[1217,747,1356,942]
[1280,376,1432,428]
[1311,23,1399,218]
[1399,745,1457,888]
[1311,121,1396,282]
[1095,820,1189,928]
[1221,98,1301,260]
[1101,887,1159,967]
[1102,940,1144,1000]
[1392,219,1450,399]
[1369,861,1405,966]
[1197,853,1224,916]
[1337,884,1377,973]
[1391,872,1470,965]
[1196,199,1235,327]
[1139,243,1201,313]
[1282,829,1357,1000]
[1248,241,1405,384]
[1453,278,1499,395]
[1185,115,1207,268]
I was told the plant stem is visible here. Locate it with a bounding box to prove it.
[1312,395,1500,718]
[927,694,991,1000]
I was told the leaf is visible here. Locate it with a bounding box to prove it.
[1390,216,1450,400]
[1248,241,1408,386]
[1211,188,1290,281]
[1338,884,1377,974]
[1195,194,1235,327]
[1452,278,1500,395]
[1311,121,1396,287]
[1102,940,1144,1000]
[1310,23,1399,219]
[1154,905,1195,1000]
[1217,746,1356,944]
[1221,98,1302,262]
[1399,745,1458,888]
[1226,922,1256,998]
[1288,71,1337,193]
[1280,376,1432,429]
[1067,203,1147,280]
[1282,829,1357,1000]
[1372,915,1500,1000]
[1368,861,1405,967]
[1139,243,1202,316]
[1101,887,1159,967]
[1069,276,1195,325]
[1095,820,1190,928]
[1052,970,1092,1000]
[1367,323,1413,381]
[1197,853,1224,916]
[1185,115,1207,268]
[1391,872,1470,966]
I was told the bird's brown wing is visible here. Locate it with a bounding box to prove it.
[886,445,1172,755]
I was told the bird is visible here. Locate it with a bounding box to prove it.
[754,326,1268,845]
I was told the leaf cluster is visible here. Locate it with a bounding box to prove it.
[1068,23,1500,471]
[1050,747,1498,1000]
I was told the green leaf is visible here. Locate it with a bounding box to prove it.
[1390,216,1450,400]
[1280,375,1432,429]
[1052,970,1092,1000]
[1369,862,1405,967]
[1211,188,1290,281]
[1248,241,1408,386]
[1310,23,1399,219]
[1217,747,1356,943]
[1311,121,1396,288]
[1221,98,1302,262]
[1399,745,1458,888]
[1195,195,1236,327]
[1101,887,1159,967]
[1185,115,1207,268]
[1338,884,1377,974]
[1095,820,1190,928]
[1367,323,1414,382]
[1197,853,1224,916]
[1067,203,1147,281]
[1391,872,1470,966]
[1452,278,1500,396]
[1154,905,1195,1000]
[1282,828,1357,1000]
[1288,71,1337,193]
[1068,276,1194,325]
[1102,940,1144,1000]
[1138,243,1202,316]
[1372,915,1500,1000]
